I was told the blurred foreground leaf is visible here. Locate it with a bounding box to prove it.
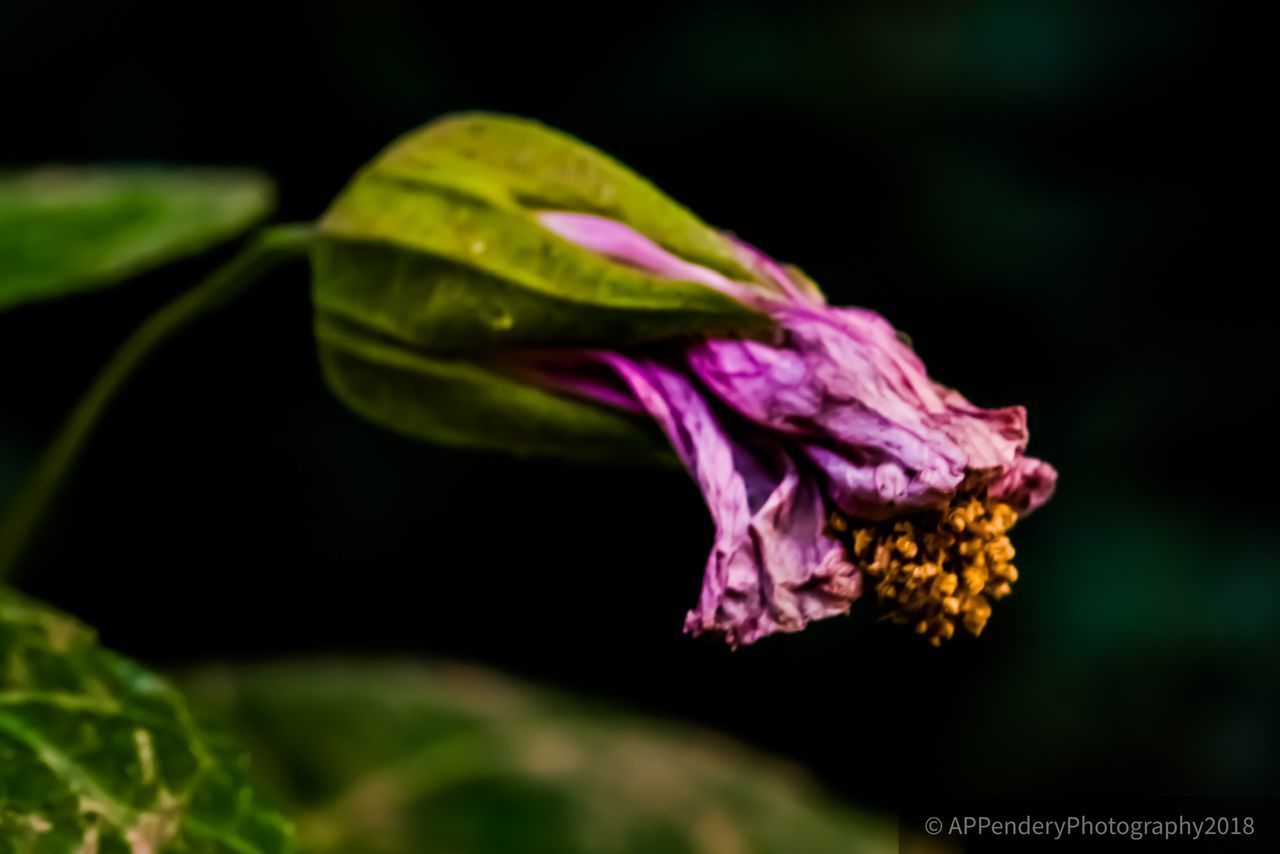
[0,589,293,852]
[185,661,895,854]
[0,167,274,311]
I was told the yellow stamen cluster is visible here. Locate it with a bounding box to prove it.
[829,498,1019,645]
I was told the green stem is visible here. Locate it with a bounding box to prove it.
[0,223,315,581]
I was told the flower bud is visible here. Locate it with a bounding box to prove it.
[312,113,771,459]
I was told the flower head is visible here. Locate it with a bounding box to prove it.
[315,113,1055,646]
[535,211,1056,646]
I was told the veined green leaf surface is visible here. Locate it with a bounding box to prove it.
[0,168,274,312]
[185,661,897,854]
[0,589,294,853]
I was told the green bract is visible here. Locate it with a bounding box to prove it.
[317,314,673,464]
[312,113,771,460]
[0,168,274,312]
[0,589,294,853]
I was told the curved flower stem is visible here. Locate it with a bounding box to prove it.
[0,223,316,581]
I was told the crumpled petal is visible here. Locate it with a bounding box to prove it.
[597,354,860,646]
[688,303,1055,516]
[535,210,1056,644]
[988,455,1059,513]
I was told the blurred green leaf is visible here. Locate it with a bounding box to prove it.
[185,661,896,854]
[0,167,274,312]
[0,589,294,853]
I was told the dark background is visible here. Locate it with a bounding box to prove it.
[1,0,1274,818]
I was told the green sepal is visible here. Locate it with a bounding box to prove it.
[317,314,672,465]
[315,177,767,352]
[311,113,779,460]
[368,112,758,280]
[314,113,773,353]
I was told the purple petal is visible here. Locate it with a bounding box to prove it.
[689,303,1054,515]
[536,211,761,305]
[988,455,1059,515]
[597,354,860,646]
[726,234,826,303]
[527,212,1056,644]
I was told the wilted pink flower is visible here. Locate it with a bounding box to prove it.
[531,212,1057,647]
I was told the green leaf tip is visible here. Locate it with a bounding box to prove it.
[0,167,275,312]
[0,588,295,853]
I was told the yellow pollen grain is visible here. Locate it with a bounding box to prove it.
[987,539,1015,562]
[832,498,1021,645]
[853,528,874,557]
